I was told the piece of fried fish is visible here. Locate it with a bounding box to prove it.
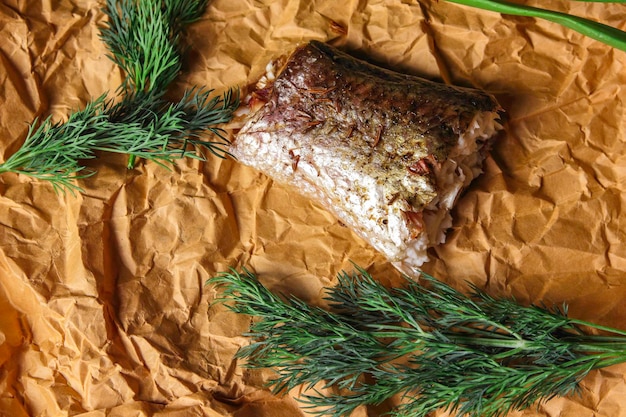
[231,41,503,273]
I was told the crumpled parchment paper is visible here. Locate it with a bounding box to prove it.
[1,0,625,416]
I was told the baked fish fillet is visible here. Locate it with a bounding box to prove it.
[231,41,503,273]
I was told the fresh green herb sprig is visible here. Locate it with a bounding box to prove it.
[446,0,626,52]
[0,87,238,194]
[0,0,239,193]
[101,0,181,94]
[0,96,114,193]
[100,0,209,95]
[106,87,240,164]
[100,0,238,169]
[210,267,626,417]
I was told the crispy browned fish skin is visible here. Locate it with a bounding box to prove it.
[273,41,498,158]
[233,41,502,267]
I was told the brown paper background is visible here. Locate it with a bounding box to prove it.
[1,0,626,416]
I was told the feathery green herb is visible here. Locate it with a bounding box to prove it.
[0,0,239,193]
[0,88,238,194]
[100,0,209,95]
[101,0,181,94]
[106,87,239,163]
[210,267,626,417]
[0,96,113,194]
[99,0,239,168]
[446,0,626,52]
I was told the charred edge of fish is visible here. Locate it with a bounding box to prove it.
[403,210,424,237]
[387,193,400,205]
[288,149,300,171]
[329,20,347,35]
[308,86,337,95]
[346,124,356,139]
[372,126,383,147]
[407,155,437,176]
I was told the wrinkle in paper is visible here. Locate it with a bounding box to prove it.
[1,1,626,416]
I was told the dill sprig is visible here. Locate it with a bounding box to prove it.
[106,87,239,163]
[100,0,209,94]
[0,87,238,194]
[99,0,238,168]
[0,96,112,194]
[100,0,181,94]
[209,267,626,417]
[0,0,239,193]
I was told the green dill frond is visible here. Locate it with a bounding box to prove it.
[175,87,240,158]
[101,0,179,93]
[102,88,238,166]
[209,266,626,417]
[101,0,209,94]
[0,96,108,194]
[162,0,209,35]
[1,0,239,192]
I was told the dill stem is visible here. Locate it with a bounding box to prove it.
[570,340,626,354]
[448,334,626,355]
[569,317,626,337]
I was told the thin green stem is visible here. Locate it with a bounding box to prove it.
[446,0,626,52]
[569,317,626,337]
